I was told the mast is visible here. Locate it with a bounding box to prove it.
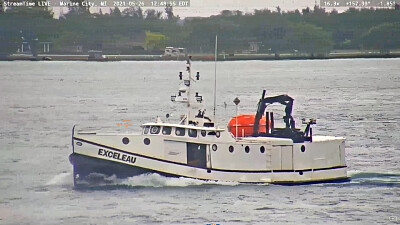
[170,56,203,125]
[186,56,191,125]
[213,35,218,125]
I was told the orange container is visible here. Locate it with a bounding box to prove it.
[227,114,268,137]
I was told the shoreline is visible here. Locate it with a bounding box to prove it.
[2,52,400,61]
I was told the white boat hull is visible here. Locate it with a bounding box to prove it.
[71,133,349,185]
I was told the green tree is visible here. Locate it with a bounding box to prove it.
[361,22,400,53]
[165,5,174,20]
[145,31,168,50]
[67,0,90,15]
[288,22,333,55]
[0,28,19,55]
[123,7,143,19]
[0,0,4,13]
[110,7,121,17]
[145,9,162,20]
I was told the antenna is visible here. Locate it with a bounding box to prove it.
[213,35,218,125]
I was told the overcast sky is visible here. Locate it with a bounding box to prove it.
[172,0,318,17]
[54,0,322,18]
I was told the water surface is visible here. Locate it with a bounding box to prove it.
[0,59,399,224]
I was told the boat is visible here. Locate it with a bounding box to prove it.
[87,50,108,61]
[69,57,348,186]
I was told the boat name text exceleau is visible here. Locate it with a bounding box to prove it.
[98,148,137,164]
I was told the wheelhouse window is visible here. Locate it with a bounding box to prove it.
[175,127,186,136]
[188,129,197,138]
[162,126,172,135]
[143,126,150,134]
[150,126,161,134]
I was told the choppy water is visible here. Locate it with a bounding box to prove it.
[0,59,399,225]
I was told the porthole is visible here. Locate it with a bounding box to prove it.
[76,142,82,146]
[122,137,129,145]
[260,146,265,153]
[216,131,221,138]
[201,130,206,137]
[229,146,234,153]
[301,145,306,152]
[144,138,150,145]
[245,146,250,153]
[212,144,217,151]
[189,129,197,138]
[143,126,150,134]
[175,127,186,136]
[299,171,303,175]
[150,126,160,134]
[162,126,172,135]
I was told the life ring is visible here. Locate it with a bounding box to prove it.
[150,126,160,134]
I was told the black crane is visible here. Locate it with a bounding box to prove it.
[253,90,312,143]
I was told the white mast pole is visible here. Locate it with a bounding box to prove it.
[213,35,218,126]
[187,57,191,125]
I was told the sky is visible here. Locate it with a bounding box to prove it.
[54,0,322,18]
[173,0,318,17]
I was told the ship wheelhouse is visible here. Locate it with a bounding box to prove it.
[141,123,225,140]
